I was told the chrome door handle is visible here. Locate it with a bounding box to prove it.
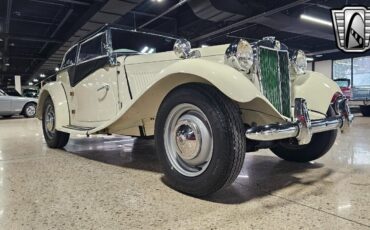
[97,84,110,92]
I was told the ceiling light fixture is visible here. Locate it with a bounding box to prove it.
[28,82,34,86]
[5,63,10,66]
[55,67,60,72]
[306,57,314,62]
[33,79,39,82]
[300,14,332,27]
[315,54,323,58]
[40,73,46,78]
[141,46,149,53]
[148,48,155,53]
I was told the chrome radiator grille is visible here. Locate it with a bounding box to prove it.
[258,46,291,117]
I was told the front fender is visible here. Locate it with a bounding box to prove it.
[156,59,264,103]
[293,71,341,117]
[104,58,286,135]
[36,82,69,130]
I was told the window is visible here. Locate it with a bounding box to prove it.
[353,57,370,87]
[78,33,107,63]
[333,58,351,80]
[61,45,77,68]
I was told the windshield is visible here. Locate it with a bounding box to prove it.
[111,28,176,54]
[334,79,350,87]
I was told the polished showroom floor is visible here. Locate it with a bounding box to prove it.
[0,115,369,229]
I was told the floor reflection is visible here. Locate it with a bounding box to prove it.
[64,134,334,204]
[65,135,161,173]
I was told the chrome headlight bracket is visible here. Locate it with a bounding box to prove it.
[291,50,307,75]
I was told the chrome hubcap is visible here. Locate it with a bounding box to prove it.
[26,104,36,117]
[44,104,55,138]
[164,104,213,177]
[175,119,201,160]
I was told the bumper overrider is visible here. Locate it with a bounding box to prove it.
[246,96,354,145]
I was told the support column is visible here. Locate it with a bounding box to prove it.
[14,75,21,94]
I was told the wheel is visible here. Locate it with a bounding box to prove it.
[155,83,246,197]
[360,105,370,117]
[42,96,70,148]
[2,115,12,118]
[23,103,37,118]
[270,107,337,162]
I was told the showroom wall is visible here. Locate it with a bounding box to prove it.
[314,60,332,79]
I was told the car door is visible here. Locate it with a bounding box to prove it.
[0,90,11,115]
[70,32,119,126]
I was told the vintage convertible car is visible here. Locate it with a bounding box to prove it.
[36,25,353,196]
[0,88,38,118]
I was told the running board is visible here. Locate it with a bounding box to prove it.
[62,125,95,131]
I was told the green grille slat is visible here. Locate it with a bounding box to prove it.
[259,47,291,117]
[259,48,282,114]
[279,51,291,117]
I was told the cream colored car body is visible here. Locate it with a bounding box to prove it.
[36,44,341,136]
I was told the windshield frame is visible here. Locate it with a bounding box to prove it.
[107,26,179,55]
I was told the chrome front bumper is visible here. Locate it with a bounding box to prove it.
[246,97,354,145]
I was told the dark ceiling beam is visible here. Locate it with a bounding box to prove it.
[191,0,311,42]
[4,0,12,41]
[8,56,47,60]
[128,10,176,22]
[139,0,189,29]
[1,0,12,72]
[0,17,59,26]
[0,33,63,43]
[39,9,74,54]
[32,0,91,6]
[1,72,32,76]
[29,0,109,82]
[29,0,65,6]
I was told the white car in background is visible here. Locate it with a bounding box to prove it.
[0,89,38,118]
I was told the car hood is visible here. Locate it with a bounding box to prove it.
[122,44,228,65]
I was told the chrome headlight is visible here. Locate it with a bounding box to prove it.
[225,39,254,72]
[292,50,307,74]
